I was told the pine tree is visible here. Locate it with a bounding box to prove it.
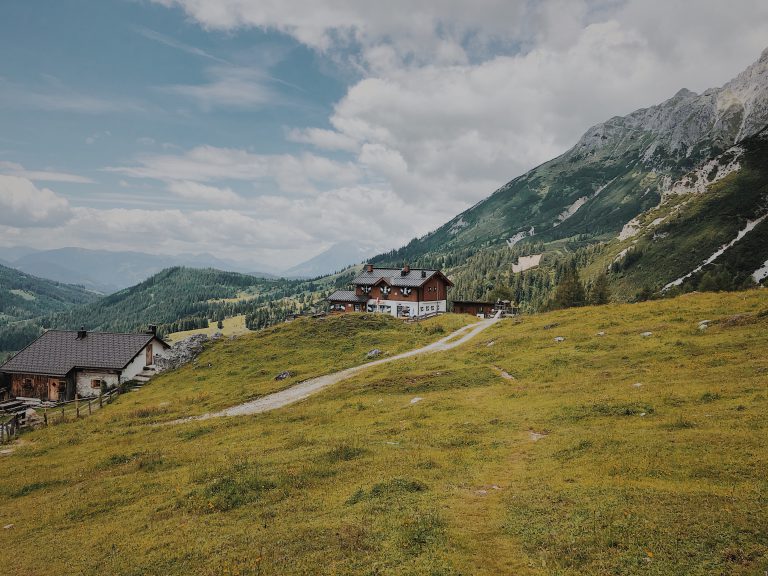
[550,266,586,310]
[588,273,610,305]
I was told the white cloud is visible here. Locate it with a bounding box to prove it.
[286,127,359,152]
[167,180,241,204]
[0,161,94,184]
[0,77,143,114]
[107,145,362,195]
[159,65,276,110]
[152,0,768,211]
[0,175,73,226]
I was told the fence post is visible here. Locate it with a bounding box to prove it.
[99,391,103,409]
[88,399,92,415]
[44,409,48,426]
[61,406,65,423]
[75,394,80,418]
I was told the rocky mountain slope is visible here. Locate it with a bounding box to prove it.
[374,49,768,275]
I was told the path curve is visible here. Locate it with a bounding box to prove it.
[177,312,502,423]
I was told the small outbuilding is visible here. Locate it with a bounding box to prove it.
[0,327,169,402]
[451,300,496,318]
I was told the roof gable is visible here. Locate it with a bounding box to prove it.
[352,267,452,288]
[0,331,168,377]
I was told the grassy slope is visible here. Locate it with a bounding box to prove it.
[1,292,767,575]
[165,314,250,343]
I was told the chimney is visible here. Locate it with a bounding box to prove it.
[77,327,87,339]
[421,270,427,278]
[401,264,410,276]
[366,263,374,273]
[147,324,157,336]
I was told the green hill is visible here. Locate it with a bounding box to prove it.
[44,266,314,335]
[0,264,101,354]
[2,290,766,575]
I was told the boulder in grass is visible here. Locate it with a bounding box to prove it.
[274,371,295,381]
[366,349,383,359]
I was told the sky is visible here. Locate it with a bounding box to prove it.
[1,0,767,270]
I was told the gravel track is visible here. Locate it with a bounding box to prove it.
[175,312,501,423]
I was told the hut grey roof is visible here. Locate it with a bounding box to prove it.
[327,290,368,303]
[0,330,167,377]
[353,267,452,288]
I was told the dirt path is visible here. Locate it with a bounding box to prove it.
[179,312,502,422]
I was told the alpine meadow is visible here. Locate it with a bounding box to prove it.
[1,3,767,575]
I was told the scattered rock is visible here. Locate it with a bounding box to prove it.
[596,331,606,336]
[639,412,647,417]
[366,349,383,358]
[475,489,488,496]
[554,336,565,342]
[698,320,711,330]
[486,340,496,347]
[410,397,423,404]
[274,371,295,381]
[632,382,644,388]
[543,323,559,330]
[529,431,548,441]
[385,441,400,445]
[0,449,13,456]
[211,332,223,340]
[155,334,209,372]
[3,524,13,530]
[491,485,501,490]
[640,331,653,337]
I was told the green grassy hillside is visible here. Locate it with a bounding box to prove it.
[1,292,767,575]
[0,263,101,353]
[0,266,338,354]
[0,263,99,321]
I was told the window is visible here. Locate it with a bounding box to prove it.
[91,378,105,389]
[23,378,33,392]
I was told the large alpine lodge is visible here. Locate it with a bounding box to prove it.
[327,264,453,319]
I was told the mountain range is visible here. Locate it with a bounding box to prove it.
[373,47,768,300]
[0,247,277,293]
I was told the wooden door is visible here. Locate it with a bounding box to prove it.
[48,379,59,402]
[145,345,153,366]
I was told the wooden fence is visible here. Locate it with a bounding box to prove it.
[0,381,135,442]
[0,413,20,444]
[41,385,127,426]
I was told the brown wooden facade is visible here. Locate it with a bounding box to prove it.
[10,373,73,402]
[354,276,448,303]
[452,301,495,317]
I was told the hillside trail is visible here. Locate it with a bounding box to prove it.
[175,311,502,423]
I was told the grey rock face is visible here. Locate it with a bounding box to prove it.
[155,334,209,372]
[571,50,768,166]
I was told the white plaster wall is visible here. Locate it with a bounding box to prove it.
[418,300,447,315]
[366,299,446,317]
[75,370,119,398]
[120,340,166,383]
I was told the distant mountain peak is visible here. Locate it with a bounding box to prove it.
[672,87,696,100]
